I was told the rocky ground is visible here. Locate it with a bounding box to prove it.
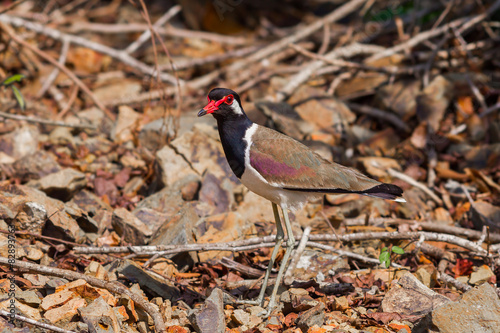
[1,0,500,332]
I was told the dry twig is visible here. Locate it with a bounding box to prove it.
[0,310,77,333]
[0,110,96,129]
[367,0,500,62]
[347,103,411,133]
[0,257,167,333]
[0,21,112,119]
[37,38,70,98]
[227,0,367,74]
[74,231,489,257]
[0,14,180,85]
[388,168,443,205]
[125,5,181,54]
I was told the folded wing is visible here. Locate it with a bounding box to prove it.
[249,126,404,201]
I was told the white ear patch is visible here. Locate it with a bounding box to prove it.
[230,101,244,115]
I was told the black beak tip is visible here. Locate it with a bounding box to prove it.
[197,109,207,117]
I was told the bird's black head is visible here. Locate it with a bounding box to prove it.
[198,88,245,120]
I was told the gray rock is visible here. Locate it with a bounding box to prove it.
[134,207,172,236]
[49,127,74,146]
[194,212,249,262]
[296,301,326,332]
[170,125,236,182]
[45,278,70,294]
[470,200,500,232]
[197,173,233,217]
[18,201,47,234]
[112,207,152,245]
[231,309,262,331]
[189,288,225,333]
[0,126,39,160]
[79,296,120,332]
[148,204,199,267]
[70,190,113,232]
[0,185,84,241]
[11,150,61,182]
[16,290,41,307]
[470,265,495,285]
[138,112,215,151]
[377,79,420,118]
[280,288,317,314]
[156,145,199,188]
[108,259,180,301]
[149,204,198,246]
[134,174,200,233]
[65,201,99,233]
[138,118,171,151]
[287,250,349,285]
[122,176,144,196]
[431,283,500,333]
[65,322,89,333]
[382,272,451,317]
[29,168,87,201]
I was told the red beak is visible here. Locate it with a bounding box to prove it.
[198,100,218,117]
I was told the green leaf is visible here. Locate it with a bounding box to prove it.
[383,259,390,268]
[2,74,25,86]
[379,251,390,264]
[11,86,26,111]
[381,247,388,252]
[392,246,405,255]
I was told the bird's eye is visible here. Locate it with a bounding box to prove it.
[225,95,234,105]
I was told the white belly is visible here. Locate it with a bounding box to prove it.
[240,166,321,212]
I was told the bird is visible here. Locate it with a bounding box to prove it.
[198,88,405,315]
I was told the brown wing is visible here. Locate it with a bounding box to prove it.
[249,126,382,192]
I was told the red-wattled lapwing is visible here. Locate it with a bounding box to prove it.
[198,88,405,314]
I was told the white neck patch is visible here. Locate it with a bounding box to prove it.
[243,124,270,186]
[230,101,244,115]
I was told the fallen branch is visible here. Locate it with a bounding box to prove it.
[37,38,70,98]
[347,102,411,133]
[307,241,403,267]
[0,110,96,129]
[418,222,500,243]
[438,272,471,292]
[220,257,272,279]
[74,231,488,256]
[125,5,181,54]
[227,0,367,73]
[0,310,77,333]
[0,14,180,85]
[276,43,384,101]
[0,22,112,119]
[0,257,166,333]
[69,22,250,46]
[388,168,443,205]
[366,0,500,62]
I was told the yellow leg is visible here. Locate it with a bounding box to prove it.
[236,202,284,307]
[264,203,295,315]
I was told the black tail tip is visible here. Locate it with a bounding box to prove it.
[364,183,405,202]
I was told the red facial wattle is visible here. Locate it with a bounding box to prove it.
[198,95,233,117]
